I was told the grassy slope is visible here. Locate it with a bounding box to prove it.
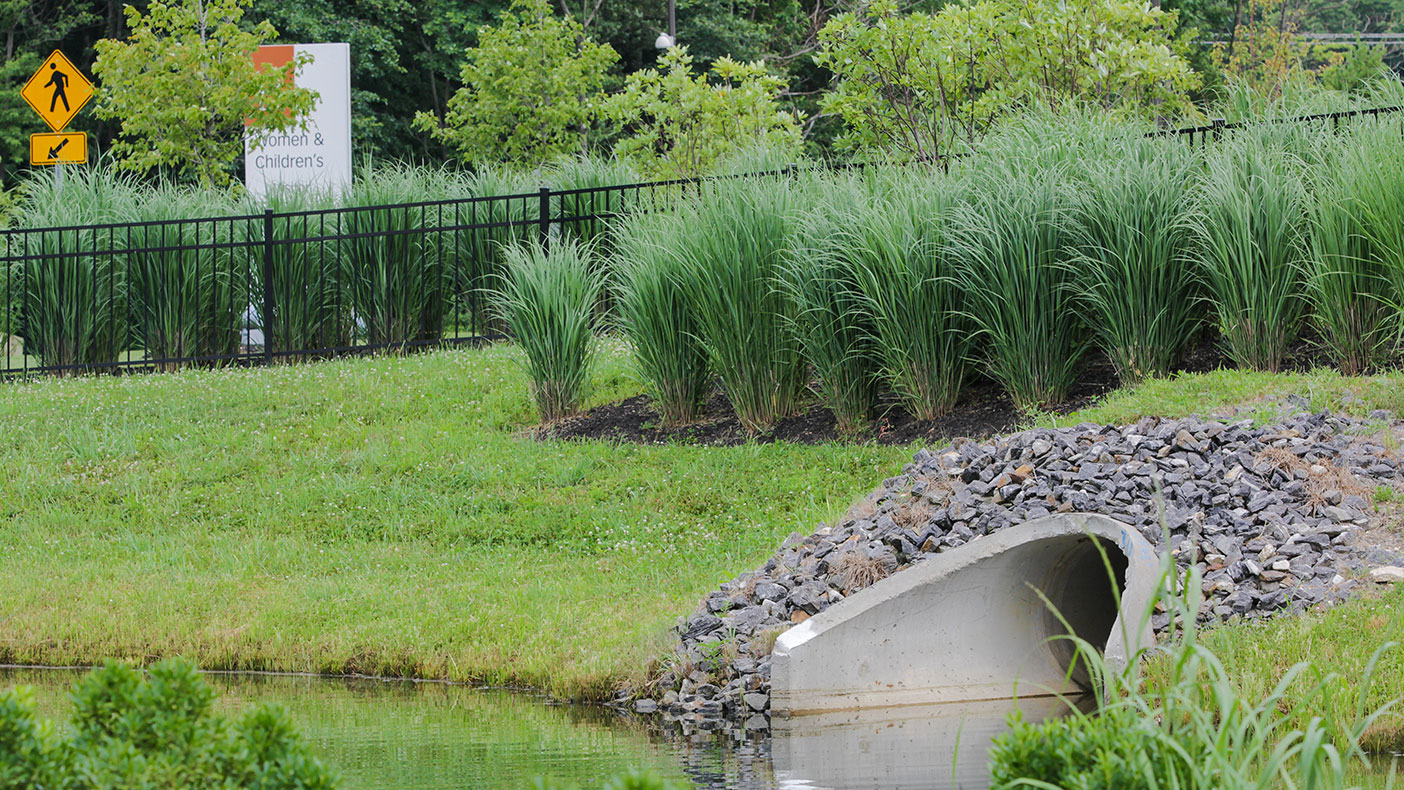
[4,345,1404,715]
[0,341,912,698]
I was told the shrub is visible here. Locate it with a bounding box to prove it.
[1068,144,1201,383]
[1190,135,1310,372]
[826,168,969,420]
[671,179,806,433]
[492,239,600,422]
[950,175,1085,412]
[0,658,336,789]
[612,211,710,426]
[257,187,353,358]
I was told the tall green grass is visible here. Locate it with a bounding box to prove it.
[123,187,244,368]
[1191,135,1310,372]
[783,175,878,434]
[991,537,1398,790]
[11,167,139,371]
[342,166,444,347]
[830,168,970,420]
[492,239,600,423]
[611,211,710,426]
[951,175,1086,411]
[257,188,352,358]
[671,179,806,433]
[1068,144,1201,383]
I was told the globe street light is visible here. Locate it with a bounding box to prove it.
[655,0,676,48]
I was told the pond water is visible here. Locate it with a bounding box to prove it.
[5,668,1395,789]
[1,667,1058,790]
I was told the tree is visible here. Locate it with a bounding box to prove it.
[605,47,803,178]
[413,0,618,167]
[815,0,1200,161]
[92,0,316,186]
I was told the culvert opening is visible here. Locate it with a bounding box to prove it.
[1040,535,1130,690]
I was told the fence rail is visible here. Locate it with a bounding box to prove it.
[4,107,1402,379]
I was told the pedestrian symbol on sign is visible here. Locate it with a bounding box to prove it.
[44,63,69,113]
[21,50,92,132]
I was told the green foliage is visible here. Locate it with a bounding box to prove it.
[990,538,1398,790]
[1190,132,1310,372]
[414,0,618,168]
[492,239,600,423]
[0,658,336,789]
[611,211,710,427]
[605,47,803,180]
[1068,143,1202,384]
[815,0,1199,161]
[91,0,316,187]
[950,175,1086,412]
[669,179,806,433]
[257,188,352,357]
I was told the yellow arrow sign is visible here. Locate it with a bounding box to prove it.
[29,132,87,166]
[21,50,93,132]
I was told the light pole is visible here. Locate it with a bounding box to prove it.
[654,0,676,49]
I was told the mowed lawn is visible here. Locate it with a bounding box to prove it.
[6,340,1404,702]
[0,341,913,697]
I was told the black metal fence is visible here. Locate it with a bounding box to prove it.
[1151,104,1404,146]
[6,105,1404,379]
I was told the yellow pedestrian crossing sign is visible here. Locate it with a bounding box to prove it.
[21,50,92,132]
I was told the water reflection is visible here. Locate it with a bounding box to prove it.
[0,668,1068,790]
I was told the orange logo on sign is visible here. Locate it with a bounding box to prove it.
[21,50,93,132]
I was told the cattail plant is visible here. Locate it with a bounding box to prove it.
[1190,135,1310,372]
[1068,145,1201,384]
[611,211,710,426]
[492,239,601,423]
[950,175,1086,412]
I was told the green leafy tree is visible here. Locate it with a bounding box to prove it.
[815,0,1200,161]
[605,47,803,179]
[414,0,618,167]
[92,0,316,186]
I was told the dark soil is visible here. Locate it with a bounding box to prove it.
[543,334,1342,447]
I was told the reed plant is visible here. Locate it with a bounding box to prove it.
[492,239,600,423]
[950,175,1085,412]
[123,186,244,369]
[11,166,139,371]
[258,187,352,358]
[991,536,1398,790]
[449,167,537,335]
[671,179,806,433]
[611,211,710,426]
[342,166,444,348]
[782,175,879,434]
[826,168,970,420]
[1190,136,1310,372]
[1068,145,1201,384]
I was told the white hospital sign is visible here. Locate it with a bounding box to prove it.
[244,43,352,199]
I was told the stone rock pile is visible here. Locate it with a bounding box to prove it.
[627,410,1404,726]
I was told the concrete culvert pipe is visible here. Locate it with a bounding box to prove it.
[769,513,1160,718]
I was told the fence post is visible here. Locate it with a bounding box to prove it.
[538,187,551,249]
[262,209,274,366]
[1212,118,1225,141]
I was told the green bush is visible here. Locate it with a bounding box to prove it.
[0,658,336,789]
[612,211,710,426]
[492,239,600,422]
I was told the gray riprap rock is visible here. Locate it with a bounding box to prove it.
[1369,566,1404,583]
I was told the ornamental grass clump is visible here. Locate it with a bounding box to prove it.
[783,175,879,434]
[950,175,1085,412]
[990,536,1398,790]
[829,168,970,420]
[1308,124,1404,374]
[493,238,600,423]
[1068,144,1201,384]
[1191,135,1310,372]
[612,211,710,426]
[257,187,352,358]
[673,179,806,433]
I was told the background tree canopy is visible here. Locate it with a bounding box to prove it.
[2,0,1403,184]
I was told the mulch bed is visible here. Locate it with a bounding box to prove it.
[543,336,1339,447]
